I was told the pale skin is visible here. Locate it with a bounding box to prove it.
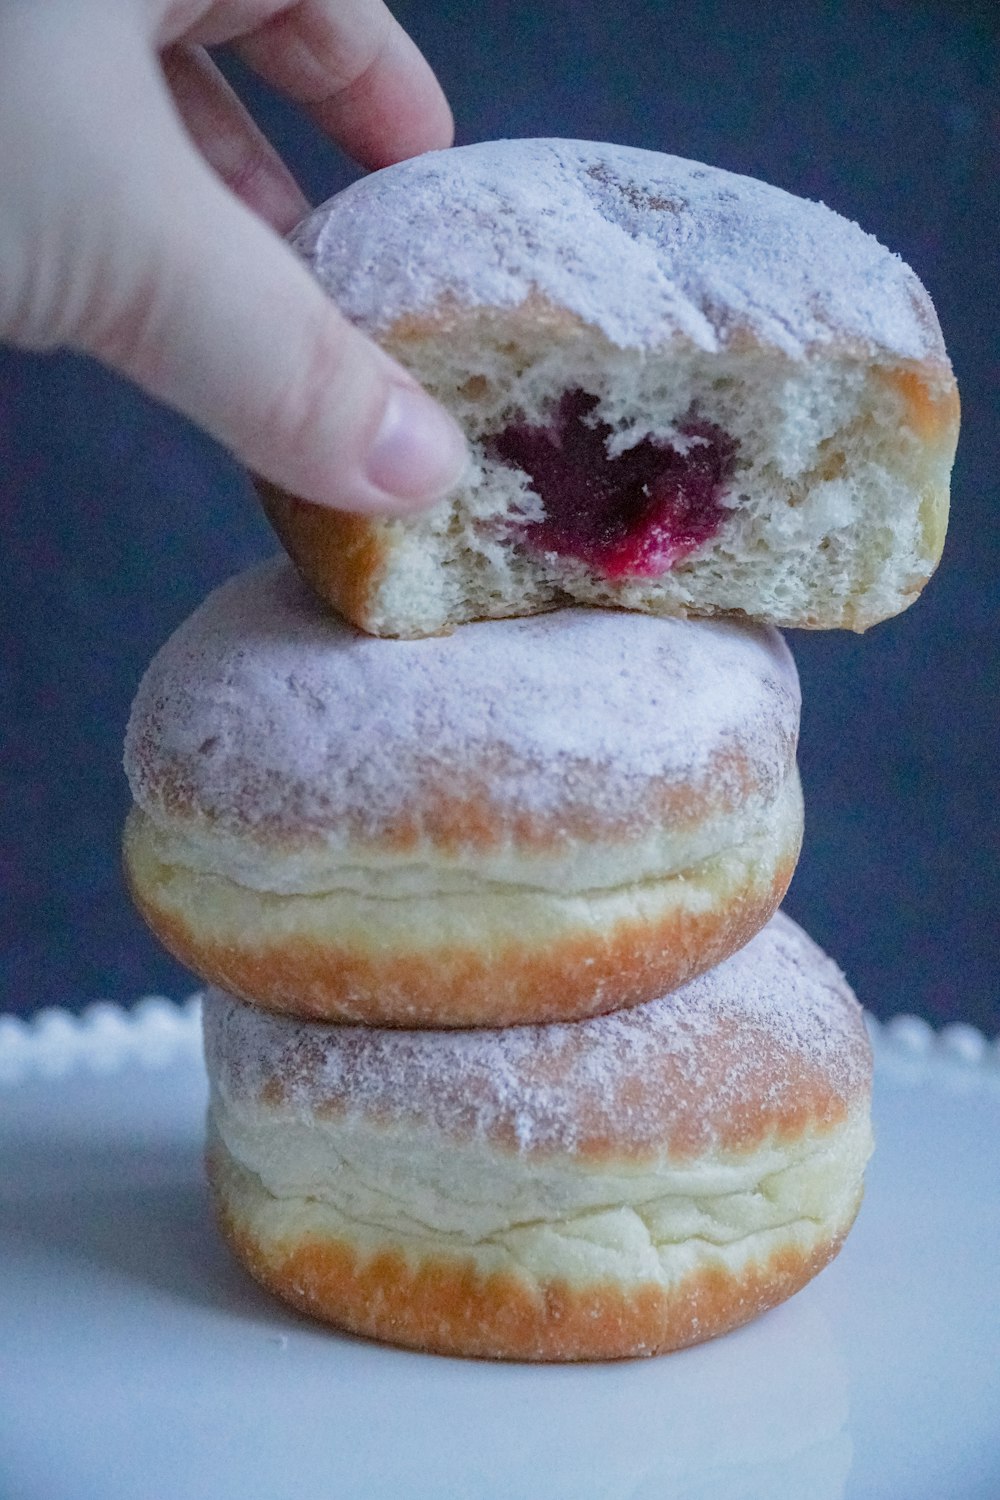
[0,0,468,514]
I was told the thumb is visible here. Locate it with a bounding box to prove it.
[75,57,467,515]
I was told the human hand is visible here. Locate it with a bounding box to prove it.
[0,0,467,514]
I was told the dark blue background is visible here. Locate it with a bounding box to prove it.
[2,0,997,1028]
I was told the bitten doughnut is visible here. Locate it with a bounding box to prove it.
[203,913,874,1361]
[123,558,802,1027]
[259,138,958,639]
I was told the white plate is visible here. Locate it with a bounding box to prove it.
[2,1002,999,1500]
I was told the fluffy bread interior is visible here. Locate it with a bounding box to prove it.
[264,314,956,637]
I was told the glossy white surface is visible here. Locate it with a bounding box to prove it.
[1,1002,998,1500]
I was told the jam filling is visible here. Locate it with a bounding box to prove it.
[484,389,737,579]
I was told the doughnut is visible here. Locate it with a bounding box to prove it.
[258,138,959,638]
[203,912,874,1361]
[123,558,802,1027]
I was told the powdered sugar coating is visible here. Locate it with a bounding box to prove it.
[203,913,872,1160]
[292,139,944,363]
[124,559,799,845]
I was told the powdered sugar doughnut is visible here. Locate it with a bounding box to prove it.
[259,138,958,638]
[203,912,873,1360]
[123,558,802,1026]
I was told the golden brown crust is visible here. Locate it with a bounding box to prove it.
[129,732,789,857]
[880,364,961,446]
[125,839,797,1029]
[383,291,589,351]
[255,479,390,635]
[209,1151,860,1361]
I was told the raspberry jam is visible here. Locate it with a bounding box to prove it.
[484,389,736,579]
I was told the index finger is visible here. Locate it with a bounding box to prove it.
[225,0,453,170]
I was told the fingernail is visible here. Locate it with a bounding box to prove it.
[365,384,467,504]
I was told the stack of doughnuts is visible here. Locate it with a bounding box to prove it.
[124,140,957,1361]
